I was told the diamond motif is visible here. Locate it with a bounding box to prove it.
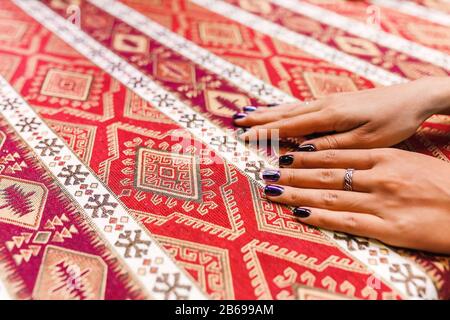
[303,72,357,98]
[40,69,93,101]
[135,147,202,201]
[0,176,48,230]
[154,57,195,84]
[198,22,243,45]
[113,33,149,54]
[407,23,450,46]
[0,19,28,41]
[33,245,107,300]
[33,231,52,244]
[335,36,381,57]
[203,89,250,117]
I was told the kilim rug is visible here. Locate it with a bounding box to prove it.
[0,0,449,300]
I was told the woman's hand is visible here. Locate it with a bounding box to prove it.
[236,77,450,150]
[262,148,450,254]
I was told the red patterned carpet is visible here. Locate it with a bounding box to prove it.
[0,0,449,300]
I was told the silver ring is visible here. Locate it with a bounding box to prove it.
[343,168,355,191]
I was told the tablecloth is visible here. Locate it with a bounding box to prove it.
[0,0,449,300]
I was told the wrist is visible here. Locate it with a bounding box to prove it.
[419,76,450,116]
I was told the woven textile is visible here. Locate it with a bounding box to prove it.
[0,0,449,300]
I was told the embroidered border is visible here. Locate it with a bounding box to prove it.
[13,0,438,299]
[90,0,297,106]
[371,0,450,27]
[269,0,450,71]
[190,0,406,86]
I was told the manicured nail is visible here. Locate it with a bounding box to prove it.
[293,208,311,218]
[279,154,294,167]
[297,144,316,152]
[264,185,284,197]
[243,106,257,112]
[267,103,278,107]
[262,169,280,182]
[233,112,247,120]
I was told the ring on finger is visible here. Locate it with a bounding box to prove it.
[343,168,355,191]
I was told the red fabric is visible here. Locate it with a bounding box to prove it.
[0,119,145,299]
[0,0,449,299]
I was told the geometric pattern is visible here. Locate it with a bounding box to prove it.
[0,19,28,42]
[335,36,381,57]
[204,89,251,117]
[0,176,47,230]
[32,245,107,300]
[135,147,202,202]
[198,21,244,46]
[156,236,234,300]
[0,0,448,300]
[40,69,93,101]
[113,33,149,54]
[0,53,21,81]
[293,285,355,300]
[303,72,358,99]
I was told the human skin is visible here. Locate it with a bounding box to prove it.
[236,76,450,150]
[234,76,450,254]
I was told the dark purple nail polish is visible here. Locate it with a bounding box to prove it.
[297,144,316,152]
[279,154,294,167]
[266,103,278,107]
[233,112,247,120]
[243,106,257,112]
[262,169,280,182]
[264,185,284,197]
[293,208,311,218]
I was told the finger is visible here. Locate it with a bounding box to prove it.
[292,207,386,239]
[264,185,377,213]
[302,131,361,151]
[262,168,374,192]
[278,149,376,169]
[235,102,321,127]
[250,103,298,113]
[239,110,334,140]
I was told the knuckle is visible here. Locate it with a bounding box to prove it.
[323,135,340,149]
[370,149,390,164]
[293,153,305,167]
[318,169,335,185]
[342,215,358,231]
[288,191,302,203]
[286,169,296,185]
[377,173,406,193]
[367,149,381,164]
[321,150,338,165]
[324,105,342,118]
[321,191,339,207]
[280,111,292,119]
[315,214,329,228]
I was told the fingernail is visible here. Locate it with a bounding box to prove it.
[267,103,278,107]
[279,154,294,167]
[264,185,284,197]
[297,144,316,152]
[233,112,247,120]
[243,106,257,112]
[262,169,280,182]
[293,208,311,218]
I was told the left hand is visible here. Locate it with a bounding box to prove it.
[262,148,450,254]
